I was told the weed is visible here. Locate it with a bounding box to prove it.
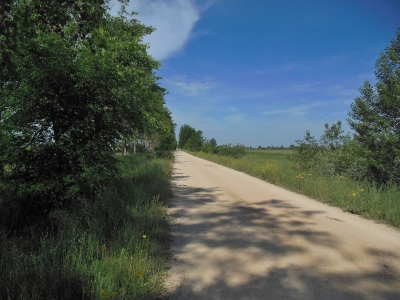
[0,153,172,299]
[189,150,400,229]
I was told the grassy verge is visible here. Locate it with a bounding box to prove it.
[0,153,173,300]
[188,150,400,229]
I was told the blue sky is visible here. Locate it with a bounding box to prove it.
[110,0,400,147]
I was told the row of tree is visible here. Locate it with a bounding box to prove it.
[295,29,400,185]
[178,124,246,158]
[251,145,298,150]
[0,0,176,224]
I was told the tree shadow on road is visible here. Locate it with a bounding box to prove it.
[164,183,400,300]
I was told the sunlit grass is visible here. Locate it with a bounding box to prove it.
[189,150,400,228]
[0,153,173,300]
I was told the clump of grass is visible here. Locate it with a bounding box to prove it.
[0,152,173,300]
[189,150,400,228]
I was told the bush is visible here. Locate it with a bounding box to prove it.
[156,150,174,160]
[215,144,246,158]
[293,126,372,182]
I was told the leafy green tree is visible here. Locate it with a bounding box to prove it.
[347,29,400,184]
[209,138,217,147]
[0,4,173,224]
[185,130,204,151]
[154,115,177,151]
[0,0,111,86]
[320,120,350,150]
[178,124,196,148]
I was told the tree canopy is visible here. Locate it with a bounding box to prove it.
[347,29,400,184]
[0,1,175,222]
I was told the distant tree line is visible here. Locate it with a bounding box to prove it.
[250,145,297,150]
[178,125,245,158]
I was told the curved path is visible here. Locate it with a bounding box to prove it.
[163,151,400,299]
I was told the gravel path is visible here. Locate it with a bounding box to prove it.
[163,151,400,300]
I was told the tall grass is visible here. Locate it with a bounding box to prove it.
[189,150,400,228]
[0,153,173,300]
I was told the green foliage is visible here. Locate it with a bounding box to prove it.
[0,154,173,300]
[294,130,323,169]
[201,138,219,154]
[214,143,246,158]
[184,130,203,151]
[0,0,109,84]
[0,4,174,222]
[348,29,400,185]
[155,128,177,151]
[178,124,204,151]
[320,120,350,150]
[178,124,196,148]
[190,150,400,229]
[293,122,369,180]
[293,31,400,186]
[209,138,217,147]
[180,124,245,158]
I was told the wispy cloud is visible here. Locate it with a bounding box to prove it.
[224,114,244,124]
[262,99,351,117]
[252,63,297,76]
[112,0,217,61]
[290,81,323,92]
[128,0,199,60]
[165,75,217,96]
[108,0,198,60]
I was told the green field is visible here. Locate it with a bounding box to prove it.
[246,149,295,154]
[190,150,400,229]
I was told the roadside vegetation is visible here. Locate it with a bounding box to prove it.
[0,153,173,299]
[182,29,400,229]
[1,1,176,299]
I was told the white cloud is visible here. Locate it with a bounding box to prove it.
[165,75,217,96]
[112,0,215,60]
[262,99,351,117]
[253,63,297,76]
[290,81,323,92]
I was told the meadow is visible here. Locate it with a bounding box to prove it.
[0,153,173,300]
[190,149,400,229]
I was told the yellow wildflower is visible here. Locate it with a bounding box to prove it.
[111,291,118,298]
[142,235,147,239]
[100,290,110,299]
[134,270,144,276]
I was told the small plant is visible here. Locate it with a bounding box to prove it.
[260,162,280,182]
[0,153,173,299]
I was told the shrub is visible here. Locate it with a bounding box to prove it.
[215,144,246,158]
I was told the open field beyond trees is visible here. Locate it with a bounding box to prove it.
[188,149,400,229]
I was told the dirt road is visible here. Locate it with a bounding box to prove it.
[163,151,400,299]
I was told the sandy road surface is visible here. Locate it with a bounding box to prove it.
[163,151,400,300]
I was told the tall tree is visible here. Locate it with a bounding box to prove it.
[347,29,400,184]
[0,3,173,221]
[184,130,203,151]
[178,124,196,148]
[0,0,111,87]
